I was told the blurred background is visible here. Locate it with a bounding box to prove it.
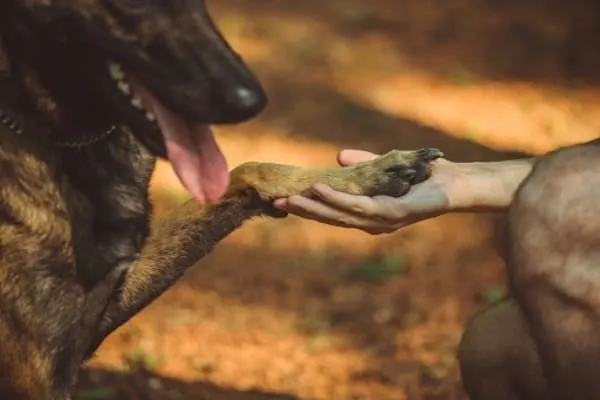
[75,0,600,399]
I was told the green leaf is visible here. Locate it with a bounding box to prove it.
[485,286,506,304]
[347,254,407,281]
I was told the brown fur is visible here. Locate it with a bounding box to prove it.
[0,1,440,398]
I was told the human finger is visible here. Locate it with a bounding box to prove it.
[277,195,389,232]
[337,149,378,166]
[309,184,381,217]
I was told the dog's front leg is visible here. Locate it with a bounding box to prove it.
[90,192,264,352]
[91,148,441,351]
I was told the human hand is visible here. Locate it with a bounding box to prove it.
[273,149,469,234]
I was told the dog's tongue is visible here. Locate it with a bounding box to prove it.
[153,106,229,203]
[130,81,229,204]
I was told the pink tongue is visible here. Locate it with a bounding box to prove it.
[131,81,230,204]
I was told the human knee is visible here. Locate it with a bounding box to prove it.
[459,304,513,376]
[459,302,545,397]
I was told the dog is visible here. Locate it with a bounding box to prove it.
[0,1,441,398]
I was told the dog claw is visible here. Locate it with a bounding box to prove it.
[417,148,444,162]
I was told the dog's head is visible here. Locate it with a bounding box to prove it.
[1,0,267,202]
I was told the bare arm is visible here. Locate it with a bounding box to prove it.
[447,158,536,212]
[274,150,537,234]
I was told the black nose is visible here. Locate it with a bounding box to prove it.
[220,84,268,123]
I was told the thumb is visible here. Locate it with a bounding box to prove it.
[337,149,378,167]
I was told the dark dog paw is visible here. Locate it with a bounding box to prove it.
[356,148,444,197]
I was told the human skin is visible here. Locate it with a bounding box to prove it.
[274,149,536,234]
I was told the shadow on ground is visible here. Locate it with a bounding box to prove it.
[76,368,298,400]
[244,72,530,161]
[212,0,600,87]
[79,218,501,399]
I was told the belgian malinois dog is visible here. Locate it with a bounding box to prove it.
[0,0,440,398]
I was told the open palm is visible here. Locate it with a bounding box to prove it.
[274,150,466,234]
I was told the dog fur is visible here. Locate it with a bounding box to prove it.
[0,1,438,398]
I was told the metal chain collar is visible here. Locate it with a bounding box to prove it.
[0,108,116,148]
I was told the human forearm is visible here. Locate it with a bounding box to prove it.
[273,151,539,233]
[451,157,537,212]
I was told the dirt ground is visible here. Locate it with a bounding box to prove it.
[74,0,600,399]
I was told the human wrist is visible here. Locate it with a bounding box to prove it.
[450,158,536,212]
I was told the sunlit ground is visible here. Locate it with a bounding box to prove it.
[75,1,600,399]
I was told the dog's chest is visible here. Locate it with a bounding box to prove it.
[61,130,157,282]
